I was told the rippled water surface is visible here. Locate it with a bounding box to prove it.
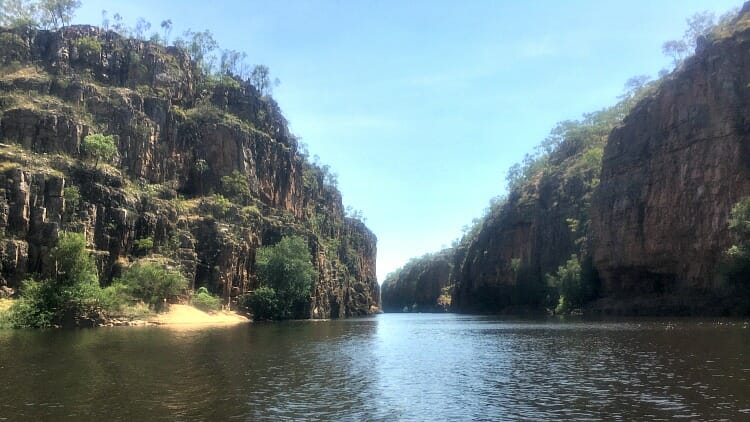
[1,314,750,420]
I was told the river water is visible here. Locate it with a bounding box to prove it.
[1,313,749,421]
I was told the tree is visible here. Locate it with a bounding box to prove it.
[117,262,188,311]
[175,29,218,75]
[100,9,109,30]
[37,0,80,28]
[254,236,317,319]
[250,65,280,96]
[160,19,172,44]
[134,17,151,40]
[684,11,715,49]
[111,12,125,34]
[661,11,716,68]
[193,159,208,195]
[220,49,249,78]
[81,133,116,168]
[0,0,38,28]
[662,40,688,67]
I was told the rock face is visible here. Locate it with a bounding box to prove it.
[590,15,750,298]
[381,250,452,312]
[447,8,750,314]
[0,26,379,317]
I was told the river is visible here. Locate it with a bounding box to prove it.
[1,314,749,420]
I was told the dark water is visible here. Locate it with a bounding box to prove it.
[1,314,750,421]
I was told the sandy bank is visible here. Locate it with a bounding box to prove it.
[146,304,250,327]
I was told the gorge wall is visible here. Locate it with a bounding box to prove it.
[0,26,379,317]
[383,6,750,315]
[590,16,750,300]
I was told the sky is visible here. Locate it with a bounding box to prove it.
[74,0,741,282]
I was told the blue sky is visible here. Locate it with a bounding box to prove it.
[74,1,741,282]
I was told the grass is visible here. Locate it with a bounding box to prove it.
[0,299,11,329]
[0,65,50,83]
[0,142,71,177]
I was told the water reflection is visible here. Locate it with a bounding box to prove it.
[1,315,749,420]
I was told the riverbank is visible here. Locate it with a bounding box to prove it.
[106,304,251,328]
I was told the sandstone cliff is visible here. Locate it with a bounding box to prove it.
[590,9,750,304]
[0,26,379,317]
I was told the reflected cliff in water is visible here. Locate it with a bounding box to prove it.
[1,314,749,420]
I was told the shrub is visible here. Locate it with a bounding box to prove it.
[74,36,102,61]
[221,170,251,205]
[132,237,154,256]
[545,255,598,314]
[192,286,222,312]
[63,185,80,216]
[51,231,98,286]
[8,232,104,328]
[244,286,278,320]
[117,262,187,311]
[207,194,232,218]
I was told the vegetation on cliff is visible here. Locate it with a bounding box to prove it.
[0,1,379,326]
[722,197,750,301]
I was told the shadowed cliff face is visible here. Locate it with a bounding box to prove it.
[381,250,452,313]
[0,26,379,317]
[591,15,750,298]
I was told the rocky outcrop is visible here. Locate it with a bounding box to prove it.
[590,13,750,299]
[382,250,452,312]
[0,26,379,317]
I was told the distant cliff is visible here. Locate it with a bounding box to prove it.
[381,250,452,312]
[0,25,378,318]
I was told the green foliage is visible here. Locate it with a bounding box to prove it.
[8,232,104,328]
[63,185,79,216]
[253,236,316,319]
[192,286,222,312]
[52,231,97,285]
[81,133,116,168]
[243,286,278,320]
[221,170,251,204]
[545,255,599,314]
[0,33,28,64]
[174,29,218,76]
[0,0,38,28]
[205,194,231,218]
[722,197,750,290]
[0,0,80,29]
[132,237,154,256]
[250,64,280,96]
[660,10,741,68]
[37,0,80,28]
[73,36,102,61]
[117,262,187,311]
